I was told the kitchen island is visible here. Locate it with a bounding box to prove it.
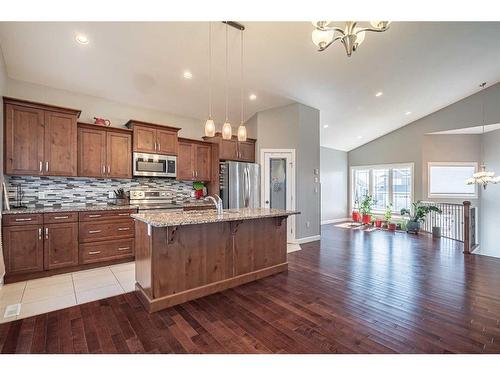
[131,208,299,312]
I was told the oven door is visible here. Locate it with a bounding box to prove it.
[133,153,176,178]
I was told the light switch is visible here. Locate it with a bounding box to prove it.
[314,168,319,175]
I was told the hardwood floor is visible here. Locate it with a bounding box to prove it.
[2,224,500,354]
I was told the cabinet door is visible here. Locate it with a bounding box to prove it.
[44,111,78,176]
[219,138,239,161]
[195,144,211,181]
[4,104,45,175]
[156,128,178,155]
[107,131,132,178]
[177,142,194,180]
[238,141,256,162]
[44,223,79,270]
[78,127,107,178]
[2,225,44,274]
[133,125,157,153]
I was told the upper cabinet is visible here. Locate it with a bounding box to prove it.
[4,97,80,176]
[203,133,256,163]
[78,123,132,179]
[126,120,180,156]
[177,138,212,182]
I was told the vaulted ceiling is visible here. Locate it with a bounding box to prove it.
[1,22,499,151]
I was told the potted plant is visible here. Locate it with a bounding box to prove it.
[193,181,205,200]
[384,204,396,230]
[359,195,374,225]
[400,201,442,234]
[352,197,361,222]
[374,217,384,228]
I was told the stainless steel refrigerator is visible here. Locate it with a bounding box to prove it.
[219,161,260,209]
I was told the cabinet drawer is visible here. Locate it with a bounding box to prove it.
[2,214,43,227]
[44,211,78,224]
[79,219,134,242]
[79,209,136,222]
[79,239,134,264]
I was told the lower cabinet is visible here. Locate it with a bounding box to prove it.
[2,224,44,275]
[44,222,79,270]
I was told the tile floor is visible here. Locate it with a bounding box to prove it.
[0,261,135,324]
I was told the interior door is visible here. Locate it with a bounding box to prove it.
[44,111,78,176]
[262,151,295,243]
[78,127,107,177]
[133,125,157,153]
[4,104,45,175]
[107,131,132,178]
[44,222,79,270]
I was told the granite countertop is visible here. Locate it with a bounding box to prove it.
[2,204,140,215]
[131,208,300,227]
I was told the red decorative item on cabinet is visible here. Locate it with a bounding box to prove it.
[94,117,111,127]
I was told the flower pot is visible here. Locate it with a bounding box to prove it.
[362,214,372,225]
[352,211,361,222]
[195,189,204,199]
[388,223,397,231]
[406,220,420,234]
[375,219,383,228]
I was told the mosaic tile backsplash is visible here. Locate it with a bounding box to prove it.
[5,176,197,208]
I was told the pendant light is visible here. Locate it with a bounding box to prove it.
[465,82,500,189]
[222,22,232,140]
[204,22,216,137]
[237,27,247,142]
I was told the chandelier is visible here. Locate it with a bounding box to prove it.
[311,21,390,57]
[465,83,500,189]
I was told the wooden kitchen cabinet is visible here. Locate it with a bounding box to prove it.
[2,224,44,274]
[177,138,212,182]
[3,97,80,176]
[44,222,79,270]
[78,123,132,178]
[203,133,256,163]
[126,120,180,155]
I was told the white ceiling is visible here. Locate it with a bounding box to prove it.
[1,22,500,151]
[430,123,500,135]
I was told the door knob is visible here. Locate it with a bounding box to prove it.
[265,200,269,204]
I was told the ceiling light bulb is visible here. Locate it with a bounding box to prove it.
[238,124,247,142]
[405,111,412,115]
[75,34,89,45]
[249,94,257,101]
[357,135,363,139]
[312,21,332,28]
[204,118,215,137]
[222,122,232,140]
[354,28,365,45]
[375,91,383,97]
[323,125,329,128]
[370,21,391,29]
[312,29,335,49]
[183,71,193,79]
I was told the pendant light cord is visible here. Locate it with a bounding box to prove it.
[225,22,229,122]
[240,29,244,125]
[208,22,212,119]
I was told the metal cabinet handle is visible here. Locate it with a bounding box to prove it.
[45,161,49,172]
[45,227,49,240]
[15,218,32,222]
[88,251,101,255]
[88,214,102,218]
[158,142,161,151]
[53,216,69,220]
[107,165,110,175]
[195,171,198,178]
[102,165,106,175]
[118,213,129,216]
[154,142,157,151]
[117,247,130,251]
[38,227,42,240]
[117,227,130,231]
[88,230,102,234]
[39,161,43,172]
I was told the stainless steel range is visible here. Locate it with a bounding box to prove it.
[129,189,183,213]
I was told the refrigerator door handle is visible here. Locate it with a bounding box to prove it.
[244,167,250,208]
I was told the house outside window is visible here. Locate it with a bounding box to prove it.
[351,163,414,214]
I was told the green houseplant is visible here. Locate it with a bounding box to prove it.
[400,201,442,234]
[359,195,374,225]
[384,204,396,230]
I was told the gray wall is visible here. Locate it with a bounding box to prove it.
[349,82,500,203]
[251,103,321,240]
[0,48,7,280]
[320,147,348,223]
[478,129,500,258]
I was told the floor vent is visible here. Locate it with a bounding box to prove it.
[3,303,21,318]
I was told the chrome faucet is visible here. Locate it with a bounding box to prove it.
[206,195,223,215]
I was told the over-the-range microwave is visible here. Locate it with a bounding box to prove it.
[133,152,177,178]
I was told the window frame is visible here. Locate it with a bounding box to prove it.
[350,163,414,214]
[427,162,478,199]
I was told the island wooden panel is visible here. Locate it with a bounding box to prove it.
[134,216,288,312]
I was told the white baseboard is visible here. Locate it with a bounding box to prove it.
[321,218,350,225]
[296,235,321,244]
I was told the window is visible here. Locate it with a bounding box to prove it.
[351,163,413,213]
[428,162,477,198]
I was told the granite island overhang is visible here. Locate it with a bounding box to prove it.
[131,208,300,312]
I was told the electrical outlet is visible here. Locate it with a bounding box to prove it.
[108,191,115,199]
[306,221,310,228]
[38,191,45,200]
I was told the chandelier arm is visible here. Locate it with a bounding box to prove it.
[317,35,343,51]
[354,26,390,34]
[317,26,345,34]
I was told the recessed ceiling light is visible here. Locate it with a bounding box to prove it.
[75,34,89,45]
[405,111,412,115]
[323,124,329,128]
[375,91,383,97]
[183,71,193,79]
[357,135,363,139]
[249,94,257,101]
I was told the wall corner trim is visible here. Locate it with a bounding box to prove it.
[321,218,351,225]
[296,235,321,244]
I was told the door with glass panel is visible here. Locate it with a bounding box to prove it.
[262,150,295,243]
